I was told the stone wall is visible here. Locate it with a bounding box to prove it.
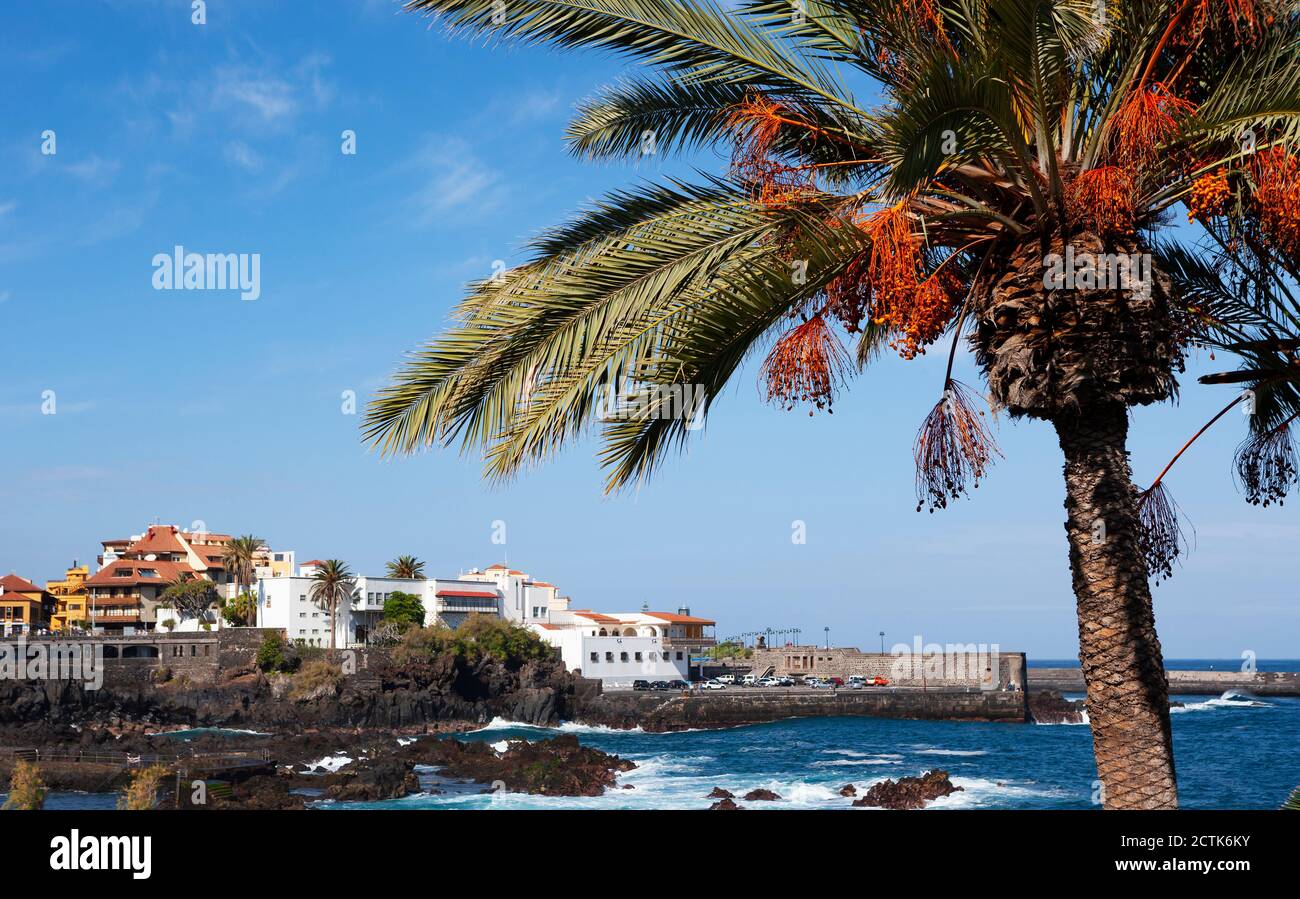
[580,687,1027,731]
[742,646,1026,690]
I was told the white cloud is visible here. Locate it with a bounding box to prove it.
[0,200,16,218]
[224,140,263,171]
[212,66,298,123]
[64,155,122,186]
[406,137,506,225]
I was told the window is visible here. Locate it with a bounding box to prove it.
[634,652,643,662]
[589,652,599,663]
[620,652,629,662]
[298,612,306,618]
[605,652,614,662]
[676,652,683,661]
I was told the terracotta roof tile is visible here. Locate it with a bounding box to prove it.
[645,611,715,625]
[0,574,43,594]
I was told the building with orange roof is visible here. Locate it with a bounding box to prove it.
[0,573,55,635]
[84,524,293,634]
[529,606,717,687]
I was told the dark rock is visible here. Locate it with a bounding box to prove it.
[707,787,734,799]
[839,783,857,797]
[853,769,962,809]
[398,734,635,797]
[1027,690,1085,725]
[709,797,741,810]
[743,788,780,802]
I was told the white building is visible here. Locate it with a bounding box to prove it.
[531,608,716,688]
[257,572,428,646]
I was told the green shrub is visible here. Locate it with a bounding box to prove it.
[256,632,288,672]
[391,617,551,667]
[382,591,426,630]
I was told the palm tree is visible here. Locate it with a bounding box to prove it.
[365,1,1300,809]
[221,535,263,625]
[386,555,427,579]
[309,559,357,654]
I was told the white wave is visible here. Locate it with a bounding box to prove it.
[145,726,272,737]
[934,776,1070,808]
[304,754,354,773]
[1170,691,1271,714]
[811,758,898,767]
[470,716,649,735]
[396,737,416,746]
[1033,710,1090,726]
[490,740,510,754]
[915,749,988,757]
[820,749,903,759]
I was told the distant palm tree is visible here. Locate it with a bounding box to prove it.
[367,1,1300,809]
[309,559,357,653]
[221,535,263,626]
[386,555,427,579]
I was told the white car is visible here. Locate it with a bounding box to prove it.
[740,675,759,686]
[700,679,728,690]
[757,677,782,687]
[715,674,736,684]
[807,679,832,689]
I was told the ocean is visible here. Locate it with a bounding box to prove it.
[19,661,1300,811]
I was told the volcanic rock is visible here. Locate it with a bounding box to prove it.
[743,788,780,801]
[852,770,962,809]
[1027,690,1086,724]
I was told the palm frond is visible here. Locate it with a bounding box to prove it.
[404,0,863,113]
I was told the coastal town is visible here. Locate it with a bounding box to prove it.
[1,522,724,688]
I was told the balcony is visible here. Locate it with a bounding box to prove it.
[437,599,499,613]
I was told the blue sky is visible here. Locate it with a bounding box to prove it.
[1,0,1295,658]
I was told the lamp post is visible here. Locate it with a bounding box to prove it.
[824,626,830,650]
[879,631,885,654]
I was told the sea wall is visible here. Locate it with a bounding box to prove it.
[577,687,1028,732]
[732,646,1027,690]
[1028,667,1300,696]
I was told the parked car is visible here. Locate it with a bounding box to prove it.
[632,680,651,691]
[871,676,890,686]
[715,674,736,684]
[827,677,845,687]
[757,677,782,687]
[807,678,831,689]
[651,681,672,691]
[776,676,794,687]
[667,680,689,690]
[700,679,727,690]
[740,674,759,686]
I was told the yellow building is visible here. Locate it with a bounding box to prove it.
[47,564,90,633]
[0,573,53,635]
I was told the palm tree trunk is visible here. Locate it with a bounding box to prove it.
[1054,403,1178,809]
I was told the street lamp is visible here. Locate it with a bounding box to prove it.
[879,631,885,654]
[824,626,830,650]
